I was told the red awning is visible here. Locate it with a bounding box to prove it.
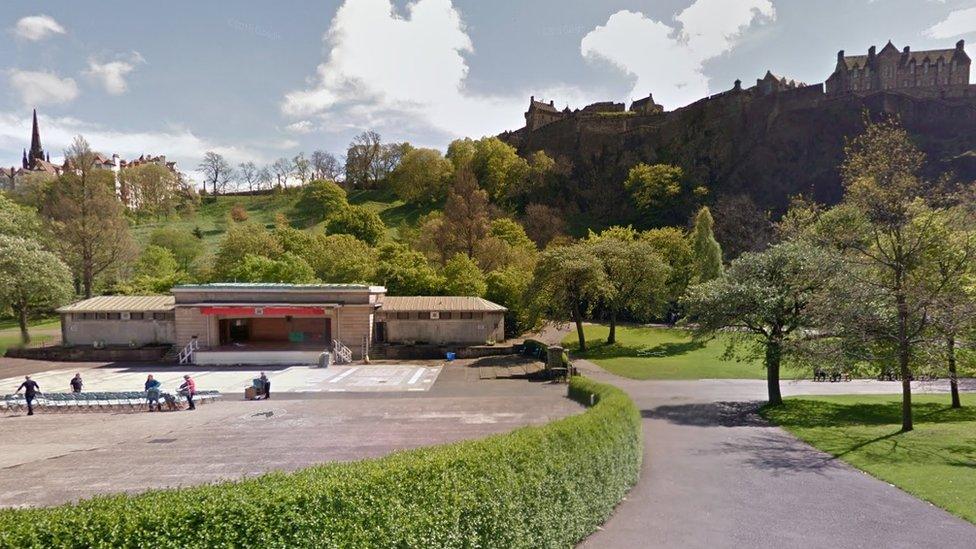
[199,306,326,316]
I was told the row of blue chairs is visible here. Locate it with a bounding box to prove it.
[0,390,221,413]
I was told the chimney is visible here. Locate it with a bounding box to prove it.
[549,100,554,107]
[903,46,910,54]
[957,39,966,51]
[733,79,742,91]
[868,45,876,59]
[530,95,534,103]
[837,50,845,62]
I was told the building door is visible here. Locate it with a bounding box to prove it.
[375,321,386,343]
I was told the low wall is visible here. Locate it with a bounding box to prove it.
[373,343,517,360]
[5,345,170,362]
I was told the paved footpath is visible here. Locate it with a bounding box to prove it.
[575,361,976,549]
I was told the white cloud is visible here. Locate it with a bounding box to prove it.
[9,70,79,106]
[285,120,314,134]
[925,7,976,39]
[85,52,145,95]
[581,0,775,109]
[281,0,596,143]
[13,15,65,41]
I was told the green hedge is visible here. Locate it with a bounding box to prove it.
[0,377,641,548]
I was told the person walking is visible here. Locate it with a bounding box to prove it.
[145,375,162,412]
[15,376,41,416]
[259,372,270,400]
[69,373,83,393]
[178,374,196,410]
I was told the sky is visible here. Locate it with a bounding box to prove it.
[2,0,975,184]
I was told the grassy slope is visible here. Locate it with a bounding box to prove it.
[129,188,425,259]
[763,394,976,525]
[563,324,803,380]
[0,317,60,355]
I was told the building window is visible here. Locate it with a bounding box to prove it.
[152,312,173,321]
[460,312,473,320]
[96,312,108,320]
[130,312,144,320]
[396,312,410,320]
[439,312,452,320]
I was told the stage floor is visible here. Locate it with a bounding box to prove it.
[0,365,442,395]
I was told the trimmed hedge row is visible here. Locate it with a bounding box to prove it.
[0,377,641,548]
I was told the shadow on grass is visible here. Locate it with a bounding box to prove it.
[762,400,976,429]
[575,338,708,360]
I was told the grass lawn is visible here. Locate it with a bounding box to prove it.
[563,324,803,380]
[763,394,976,525]
[0,317,60,356]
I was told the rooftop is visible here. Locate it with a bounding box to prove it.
[380,296,507,312]
[172,283,387,293]
[57,295,175,313]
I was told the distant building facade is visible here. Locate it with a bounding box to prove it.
[826,40,971,96]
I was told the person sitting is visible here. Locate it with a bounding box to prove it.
[145,375,162,412]
[69,373,83,393]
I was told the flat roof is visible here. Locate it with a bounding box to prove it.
[380,296,507,313]
[172,283,387,293]
[58,295,175,313]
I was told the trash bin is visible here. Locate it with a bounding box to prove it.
[318,351,332,368]
[445,352,456,362]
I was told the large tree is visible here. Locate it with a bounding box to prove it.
[310,150,343,181]
[690,206,723,283]
[0,193,42,239]
[198,151,234,195]
[587,231,670,344]
[119,163,182,216]
[42,136,135,298]
[212,223,283,280]
[148,227,203,272]
[528,243,609,352]
[292,152,312,186]
[271,157,293,189]
[683,241,839,405]
[441,168,490,259]
[815,117,968,431]
[376,243,444,295]
[390,148,454,205]
[325,205,386,246]
[442,253,487,297]
[237,161,259,192]
[0,235,73,343]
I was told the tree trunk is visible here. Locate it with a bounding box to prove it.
[765,335,783,406]
[896,293,913,432]
[572,302,587,352]
[608,312,617,345]
[947,335,961,409]
[83,265,94,299]
[18,307,30,345]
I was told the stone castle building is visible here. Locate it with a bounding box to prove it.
[826,40,971,96]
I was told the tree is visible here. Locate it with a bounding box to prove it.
[521,203,567,248]
[148,227,203,272]
[442,253,487,297]
[0,235,72,344]
[271,158,293,189]
[212,223,283,280]
[257,166,273,190]
[42,136,135,298]
[443,168,490,258]
[231,252,316,284]
[390,148,454,205]
[198,151,234,195]
[376,243,444,295]
[0,193,42,239]
[446,137,476,170]
[293,152,312,185]
[710,193,773,260]
[301,234,378,284]
[345,130,382,189]
[690,206,723,283]
[311,150,343,181]
[641,227,695,318]
[587,233,670,344]
[486,266,534,338]
[683,241,839,405]
[125,244,184,294]
[325,205,386,246]
[527,243,609,352]
[815,117,964,431]
[238,161,259,192]
[625,163,683,214]
[471,137,528,202]
[120,163,183,216]
[295,179,349,223]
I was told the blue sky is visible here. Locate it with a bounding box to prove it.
[2,0,975,183]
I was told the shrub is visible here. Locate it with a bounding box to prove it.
[325,205,386,246]
[0,377,641,548]
[229,203,249,222]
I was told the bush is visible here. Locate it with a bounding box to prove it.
[0,377,641,548]
[325,205,386,246]
[229,203,249,222]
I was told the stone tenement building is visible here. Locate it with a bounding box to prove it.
[826,40,970,97]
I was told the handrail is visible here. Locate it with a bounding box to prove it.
[332,339,353,364]
[177,338,199,364]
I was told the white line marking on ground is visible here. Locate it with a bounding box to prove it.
[407,368,426,385]
[328,367,359,383]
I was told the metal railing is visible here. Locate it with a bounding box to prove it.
[332,339,353,364]
[177,338,199,364]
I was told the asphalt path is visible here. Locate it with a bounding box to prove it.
[575,361,976,548]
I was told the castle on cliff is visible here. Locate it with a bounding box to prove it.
[521,40,974,133]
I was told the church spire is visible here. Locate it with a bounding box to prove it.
[28,108,44,168]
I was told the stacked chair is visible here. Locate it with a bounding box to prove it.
[0,390,222,413]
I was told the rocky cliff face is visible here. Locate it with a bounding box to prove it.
[501,89,976,229]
